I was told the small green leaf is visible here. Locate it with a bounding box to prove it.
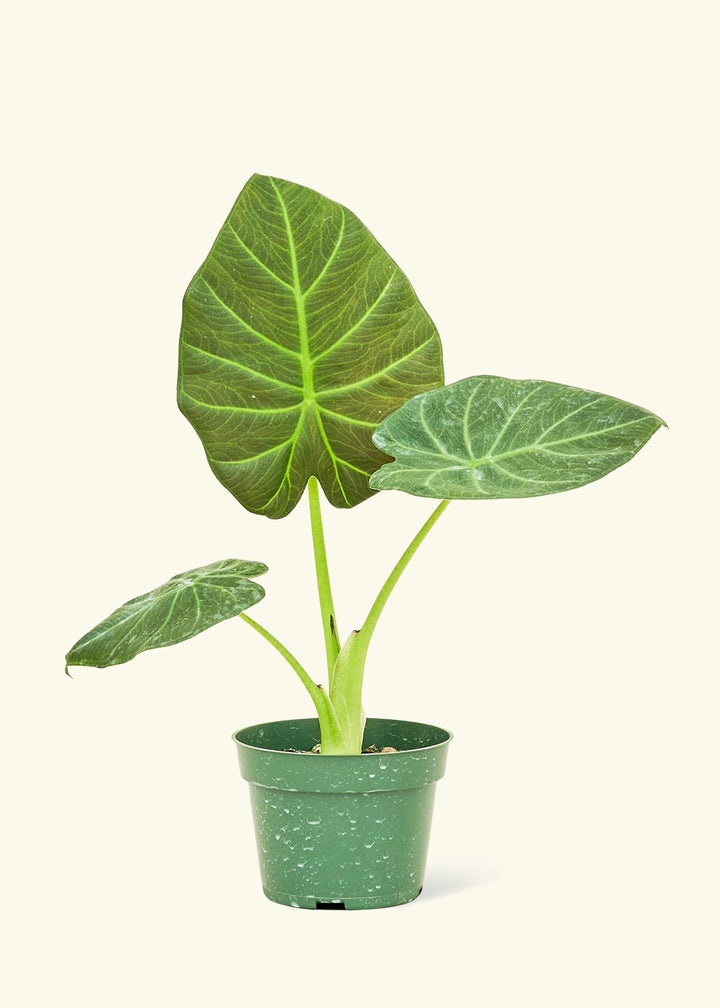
[178,174,444,518]
[65,559,267,669]
[369,375,666,499]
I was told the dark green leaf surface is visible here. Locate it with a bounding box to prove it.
[370,375,665,499]
[65,560,267,668]
[178,174,444,518]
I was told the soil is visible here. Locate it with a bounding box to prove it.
[284,744,399,754]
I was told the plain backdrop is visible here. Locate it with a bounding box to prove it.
[2,2,718,1005]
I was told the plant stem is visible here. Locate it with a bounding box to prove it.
[361,499,451,642]
[239,612,316,695]
[307,476,341,685]
[330,499,451,752]
[239,612,344,748]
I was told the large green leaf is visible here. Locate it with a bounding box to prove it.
[369,375,665,499]
[178,174,444,519]
[65,560,267,669]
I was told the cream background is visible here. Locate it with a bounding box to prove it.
[2,2,717,1005]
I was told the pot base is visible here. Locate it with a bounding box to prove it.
[263,886,423,910]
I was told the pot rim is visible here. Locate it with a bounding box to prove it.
[232,716,453,755]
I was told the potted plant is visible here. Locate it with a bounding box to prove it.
[66,174,665,909]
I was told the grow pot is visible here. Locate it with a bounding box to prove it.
[234,717,451,909]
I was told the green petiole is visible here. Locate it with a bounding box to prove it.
[328,499,451,753]
[239,611,344,751]
[241,495,451,755]
[307,476,341,686]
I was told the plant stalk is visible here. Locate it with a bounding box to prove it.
[240,611,345,750]
[362,499,451,643]
[307,476,341,685]
[330,499,451,751]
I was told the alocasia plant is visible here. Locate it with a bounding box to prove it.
[66,174,665,754]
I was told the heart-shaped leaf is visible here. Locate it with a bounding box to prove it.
[178,174,444,518]
[65,559,267,669]
[369,375,665,499]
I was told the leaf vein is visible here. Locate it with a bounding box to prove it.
[226,224,294,290]
[310,269,398,364]
[534,397,606,444]
[303,208,346,299]
[486,386,543,456]
[315,337,436,396]
[182,342,303,394]
[489,416,654,462]
[198,278,300,359]
[179,391,300,415]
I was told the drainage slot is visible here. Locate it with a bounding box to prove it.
[315,900,346,910]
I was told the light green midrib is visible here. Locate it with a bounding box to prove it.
[72,581,264,661]
[474,415,657,465]
[269,179,354,504]
[386,414,658,471]
[74,580,262,642]
[269,181,315,405]
[267,182,317,505]
[69,566,265,648]
[196,268,399,370]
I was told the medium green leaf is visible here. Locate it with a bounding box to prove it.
[369,375,665,499]
[178,174,444,518]
[65,559,267,668]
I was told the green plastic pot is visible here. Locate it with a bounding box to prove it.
[233,717,451,910]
